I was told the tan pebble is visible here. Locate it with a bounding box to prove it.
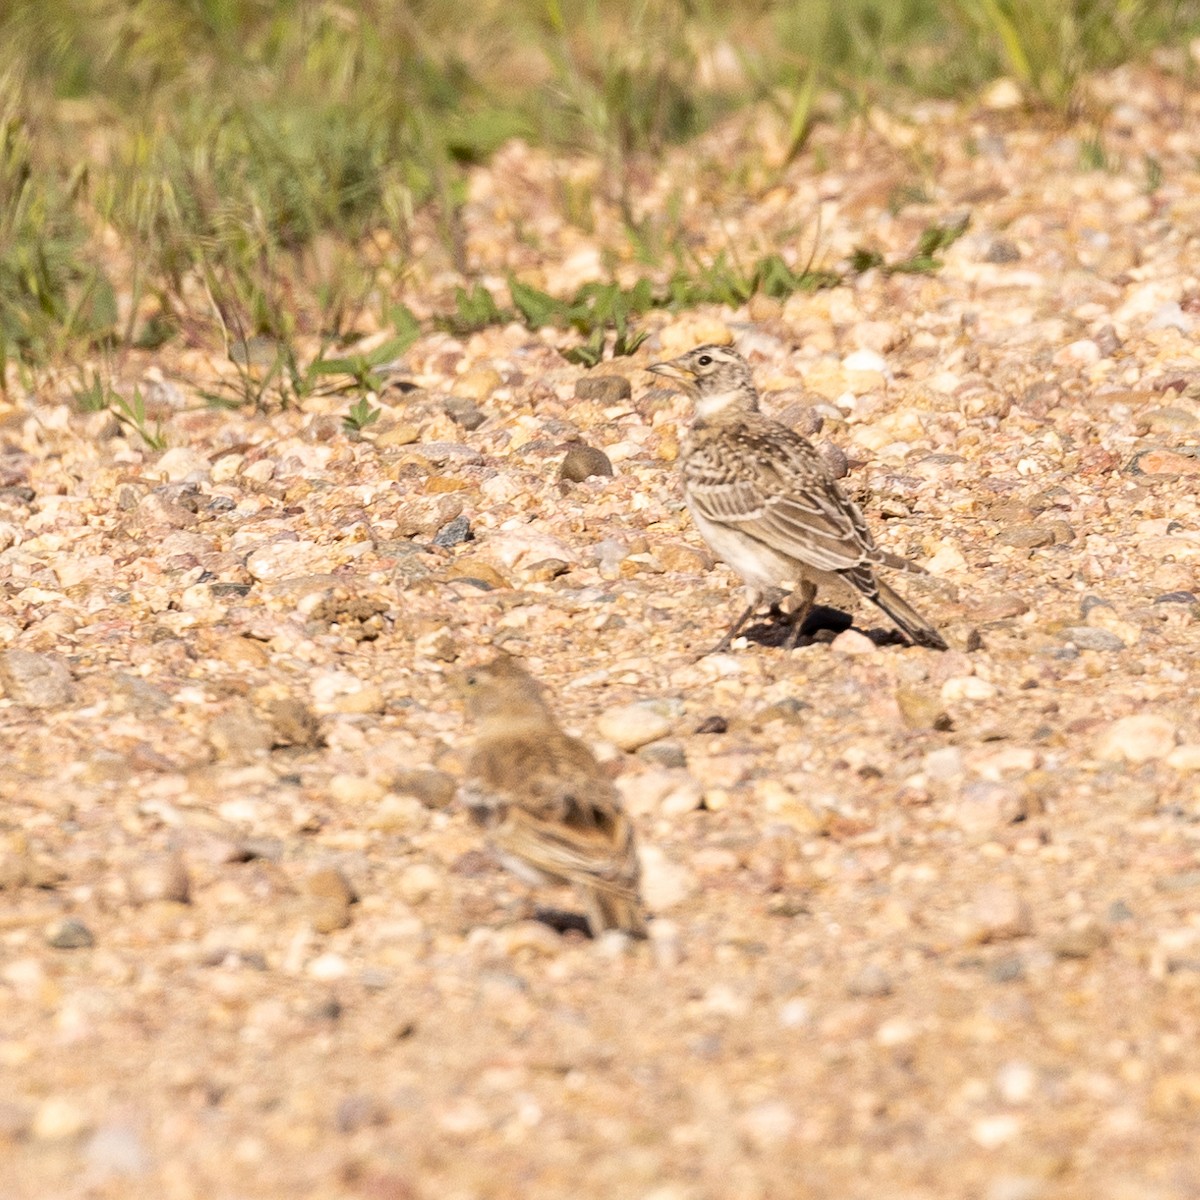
[423,475,468,493]
[443,558,511,590]
[654,541,714,574]
[367,795,427,832]
[596,704,672,752]
[953,782,1027,833]
[329,774,387,806]
[1050,916,1109,959]
[1133,449,1200,477]
[32,1097,88,1141]
[970,885,1033,943]
[452,368,502,401]
[747,294,783,323]
[307,952,350,980]
[1093,714,1177,763]
[896,687,950,731]
[329,685,387,715]
[129,854,190,905]
[498,920,563,957]
[831,629,876,655]
[374,423,421,448]
[969,593,1030,621]
[638,846,697,911]
[660,776,704,817]
[397,863,441,905]
[1166,744,1200,772]
[388,768,457,809]
[941,675,997,702]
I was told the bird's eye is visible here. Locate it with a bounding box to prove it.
[697,355,712,367]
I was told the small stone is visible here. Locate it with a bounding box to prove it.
[373,422,421,448]
[388,768,457,810]
[267,698,324,749]
[654,541,713,574]
[452,367,502,401]
[639,741,687,769]
[1050,917,1109,960]
[443,558,511,590]
[815,441,848,479]
[1060,626,1126,652]
[46,917,94,949]
[971,1114,1021,1149]
[695,715,728,734]
[985,238,1021,264]
[831,629,876,655]
[597,703,672,751]
[896,687,951,731]
[306,866,357,933]
[83,1123,149,1177]
[847,964,892,997]
[737,1101,796,1151]
[941,675,997,702]
[208,709,272,761]
[658,775,704,817]
[638,846,696,911]
[433,514,473,547]
[998,524,1056,549]
[0,649,73,708]
[498,921,564,957]
[1093,324,1121,357]
[1094,714,1177,763]
[574,375,631,403]
[970,593,1030,621]
[953,781,1028,833]
[329,773,387,806]
[970,885,1034,943]
[129,854,190,905]
[1130,449,1200,477]
[559,444,614,483]
[398,862,441,905]
[32,1097,88,1141]
[442,395,486,430]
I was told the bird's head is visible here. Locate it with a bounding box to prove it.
[454,652,549,729]
[647,344,758,417]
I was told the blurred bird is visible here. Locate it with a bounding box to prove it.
[648,344,948,653]
[455,653,647,938]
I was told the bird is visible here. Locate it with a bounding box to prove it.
[454,653,647,938]
[647,343,948,654]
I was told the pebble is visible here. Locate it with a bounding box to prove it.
[953,781,1028,833]
[398,863,441,905]
[498,921,564,957]
[1130,449,1200,476]
[432,514,473,547]
[1060,626,1126,652]
[32,1097,89,1141]
[45,917,94,949]
[1093,714,1177,763]
[969,885,1034,943]
[941,675,997,702]
[304,866,357,933]
[559,444,614,482]
[638,846,697,911]
[0,649,73,708]
[596,703,672,751]
[574,375,631,403]
[648,919,683,969]
[129,854,191,905]
[442,395,486,430]
[830,629,876,655]
[84,1123,150,1177]
[846,964,892,997]
[1050,917,1109,959]
[452,367,502,400]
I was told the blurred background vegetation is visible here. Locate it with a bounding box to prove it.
[1,0,1198,391]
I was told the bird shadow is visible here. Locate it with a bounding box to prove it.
[740,605,911,650]
[533,906,594,938]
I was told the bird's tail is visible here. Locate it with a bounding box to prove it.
[583,884,648,939]
[871,578,949,651]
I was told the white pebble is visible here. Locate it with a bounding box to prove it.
[596,703,672,751]
[1093,714,1177,763]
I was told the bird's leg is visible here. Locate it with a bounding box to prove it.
[782,580,818,650]
[700,591,762,657]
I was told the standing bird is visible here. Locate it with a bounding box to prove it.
[648,344,948,653]
[455,653,647,938]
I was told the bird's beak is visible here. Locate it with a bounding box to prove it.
[647,359,695,385]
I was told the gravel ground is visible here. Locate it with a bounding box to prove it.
[5,64,1200,1199]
